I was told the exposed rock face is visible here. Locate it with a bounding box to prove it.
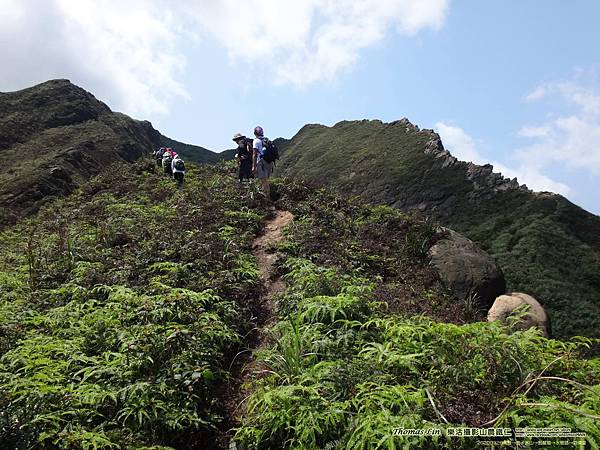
[0,79,162,226]
[488,292,550,337]
[419,124,529,195]
[429,229,506,308]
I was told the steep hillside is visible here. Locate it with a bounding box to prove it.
[0,161,267,448]
[275,119,600,339]
[0,161,597,449]
[0,79,162,226]
[0,80,233,227]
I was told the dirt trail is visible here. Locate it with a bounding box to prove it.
[214,209,293,448]
[253,209,295,313]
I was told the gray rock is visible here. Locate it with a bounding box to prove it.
[488,292,550,337]
[429,229,506,308]
[49,166,71,182]
[441,156,457,168]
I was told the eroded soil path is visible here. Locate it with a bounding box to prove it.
[214,209,294,448]
[253,209,295,315]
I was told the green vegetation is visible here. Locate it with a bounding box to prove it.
[275,119,600,339]
[0,79,161,227]
[0,79,228,227]
[5,80,599,449]
[0,161,268,448]
[0,163,598,449]
[236,181,600,449]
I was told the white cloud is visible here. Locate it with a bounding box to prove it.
[556,83,600,116]
[179,0,449,87]
[518,126,552,138]
[524,85,548,102]
[0,0,188,117]
[435,121,572,196]
[520,81,600,174]
[524,81,600,117]
[435,122,482,163]
[1,0,449,117]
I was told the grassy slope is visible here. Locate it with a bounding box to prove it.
[0,160,268,449]
[237,179,600,449]
[275,120,600,339]
[0,162,598,449]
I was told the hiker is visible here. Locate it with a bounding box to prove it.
[155,147,166,167]
[252,126,278,199]
[163,147,178,159]
[233,132,253,182]
[162,149,174,177]
[172,155,185,187]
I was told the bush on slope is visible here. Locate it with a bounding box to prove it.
[0,160,266,449]
[236,180,600,450]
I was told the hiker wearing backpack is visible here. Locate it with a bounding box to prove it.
[155,147,166,167]
[233,132,253,182]
[163,147,178,159]
[252,126,279,199]
[162,149,174,177]
[172,155,185,187]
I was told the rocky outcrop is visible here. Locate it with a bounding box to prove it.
[417,123,529,195]
[488,292,550,337]
[429,228,506,308]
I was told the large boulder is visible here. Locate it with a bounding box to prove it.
[488,292,550,337]
[429,229,506,308]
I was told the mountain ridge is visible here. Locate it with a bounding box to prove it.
[158,134,230,165]
[275,118,600,339]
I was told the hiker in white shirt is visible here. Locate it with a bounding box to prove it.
[171,156,185,187]
[252,125,272,199]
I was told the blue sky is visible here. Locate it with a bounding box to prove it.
[2,0,599,214]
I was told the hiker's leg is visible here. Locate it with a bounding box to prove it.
[174,172,182,186]
[259,177,270,199]
[256,160,266,192]
[265,162,273,198]
[243,159,252,181]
